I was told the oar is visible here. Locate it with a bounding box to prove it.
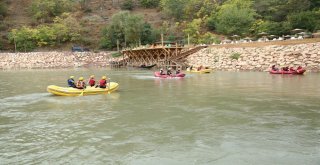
[79,89,84,96]
[107,78,111,94]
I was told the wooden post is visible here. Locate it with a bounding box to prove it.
[161,33,164,47]
[117,39,119,52]
[175,42,178,58]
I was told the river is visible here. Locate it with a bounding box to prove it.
[0,68,319,165]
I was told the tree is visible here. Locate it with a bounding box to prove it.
[183,18,202,44]
[140,23,157,44]
[215,0,256,35]
[184,0,218,19]
[254,0,312,22]
[8,13,82,51]
[121,0,134,10]
[100,11,153,50]
[160,0,188,20]
[29,0,73,23]
[8,27,37,52]
[287,10,320,32]
[52,13,82,43]
[0,1,8,17]
[124,14,144,46]
[250,20,291,36]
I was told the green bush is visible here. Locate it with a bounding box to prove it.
[112,52,122,57]
[230,53,241,60]
[0,22,7,31]
[206,16,216,31]
[121,0,134,10]
[29,0,73,22]
[8,14,82,52]
[0,1,8,17]
[0,39,3,50]
[287,10,320,32]
[139,0,160,8]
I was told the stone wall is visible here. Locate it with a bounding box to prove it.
[186,42,320,72]
[0,52,113,69]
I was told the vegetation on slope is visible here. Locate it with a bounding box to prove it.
[0,0,319,52]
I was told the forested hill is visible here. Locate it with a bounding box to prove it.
[0,0,319,52]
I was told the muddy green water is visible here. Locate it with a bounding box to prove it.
[0,69,319,165]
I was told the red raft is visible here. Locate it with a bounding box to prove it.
[154,72,186,78]
[269,69,306,75]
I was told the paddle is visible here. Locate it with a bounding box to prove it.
[79,90,84,96]
[107,78,111,94]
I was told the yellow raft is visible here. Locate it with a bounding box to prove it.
[47,82,119,96]
[186,68,212,74]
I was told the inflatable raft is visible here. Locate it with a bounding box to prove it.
[154,72,186,78]
[47,82,119,96]
[269,69,306,75]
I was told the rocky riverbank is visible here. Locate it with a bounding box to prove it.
[0,52,113,69]
[186,42,320,72]
[1,42,320,71]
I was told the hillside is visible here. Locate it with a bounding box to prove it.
[1,0,164,51]
[1,0,319,52]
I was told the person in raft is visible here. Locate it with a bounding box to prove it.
[176,69,181,74]
[297,66,302,70]
[282,66,289,71]
[76,77,86,89]
[67,76,76,88]
[98,76,108,88]
[88,75,95,87]
[271,65,279,71]
[167,67,172,75]
[160,68,165,75]
[289,67,296,72]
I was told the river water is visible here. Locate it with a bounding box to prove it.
[0,68,319,165]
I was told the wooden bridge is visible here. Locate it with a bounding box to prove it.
[120,44,207,69]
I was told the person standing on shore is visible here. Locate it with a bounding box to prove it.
[88,75,95,87]
[67,76,76,88]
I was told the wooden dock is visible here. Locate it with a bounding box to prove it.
[121,45,207,69]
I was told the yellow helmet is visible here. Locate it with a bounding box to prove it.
[90,75,94,78]
[102,76,107,80]
[79,77,84,81]
[70,76,74,79]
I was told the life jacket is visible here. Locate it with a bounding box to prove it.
[160,70,164,75]
[88,78,95,86]
[76,80,85,89]
[99,79,107,88]
[67,78,75,87]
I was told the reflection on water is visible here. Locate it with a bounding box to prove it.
[0,69,319,164]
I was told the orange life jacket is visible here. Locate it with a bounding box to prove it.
[77,80,85,89]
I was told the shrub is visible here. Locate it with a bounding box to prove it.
[230,53,240,60]
[29,0,73,23]
[0,1,8,17]
[112,52,122,57]
[139,0,160,8]
[121,0,134,10]
[287,10,320,32]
